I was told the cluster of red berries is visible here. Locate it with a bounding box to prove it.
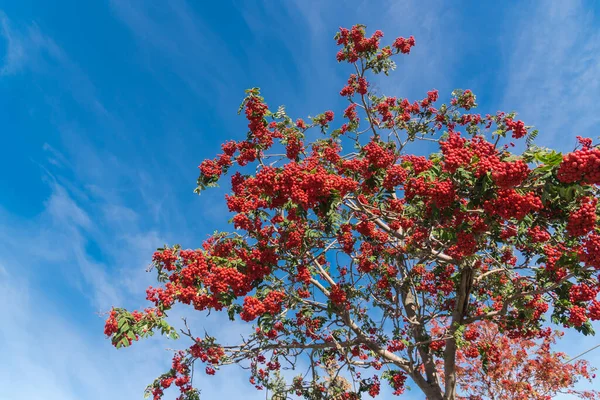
[389,372,407,395]
[343,103,358,122]
[415,265,455,296]
[528,226,551,243]
[405,177,456,210]
[337,224,356,254]
[569,283,598,303]
[340,74,366,97]
[336,26,384,63]
[463,345,480,359]
[421,89,439,108]
[364,140,396,169]
[374,97,396,123]
[329,285,347,305]
[504,118,527,139]
[568,305,588,327]
[386,339,406,352]
[152,352,195,399]
[392,36,415,54]
[402,155,433,174]
[240,296,266,322]
[357,77,368,95]
[397,98,418,121]
[246,97,274,146]
[189,340,225,365]
[430,340,445,351]
[383,165,408,190]
[484,189,543,220]
[543,244,568,281]
[464,327,480,341]
[199,159,222,179]
[357,242,376,273]
[240,291,286,322]
[589,300,600,321]
[447,232,477,261]
[440,132,472,173]
[286,133,304,160]
[146,284,177,309]
[500,224,518,240]
[295,265,312,285]
[356,219,376,237]
[579,233,600,269]
[452,89,476,110]
[282,224,305,250]
[491,160,529,188]
[296,118,307,129]
[152,248,179,271]
[557,147,600,184]
[566,197,597,237]
[104,309,118,336]
[524,295,549,321]
[263,291,286,314]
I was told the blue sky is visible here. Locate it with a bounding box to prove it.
[0,1,599,399]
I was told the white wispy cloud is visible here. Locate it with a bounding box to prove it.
[501,0,600,149]
[0,179,119,310]
[0,266,178,400]
[0,11,26,75]
[0,8,263,398]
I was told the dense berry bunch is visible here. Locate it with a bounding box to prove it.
[392,36,415,54]
[569,305,588,327]
[569,283,598,303]
[382,164,408,190]
[557,147,600,184]
[388,372,407,395]
[364,140,396,169]
[329,285,348,305]
[440,132,472,173]
[491,160,529,188]
[528,226,551,243]
[505,118,527,139]
[579,233,600,269]
[405,177,456,209]
[567,197,598,237]
[446,232,477,261]
[241,296,266,322]
[104,309,118,336]
[589,301,600,321]
[484,189,543,220]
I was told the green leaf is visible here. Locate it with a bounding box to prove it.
[119,337,129,348]
[118,318,129,329]
[576,321,596,336]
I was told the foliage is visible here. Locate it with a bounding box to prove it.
[104,24,600,400]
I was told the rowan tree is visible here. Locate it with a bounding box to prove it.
[104,25,600,400]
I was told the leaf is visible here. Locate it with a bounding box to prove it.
[576,321,596,336]
[118,318,129,330]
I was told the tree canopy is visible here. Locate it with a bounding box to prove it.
[104,25,600,400]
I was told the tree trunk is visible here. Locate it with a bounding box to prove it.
[410,371,445,400]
